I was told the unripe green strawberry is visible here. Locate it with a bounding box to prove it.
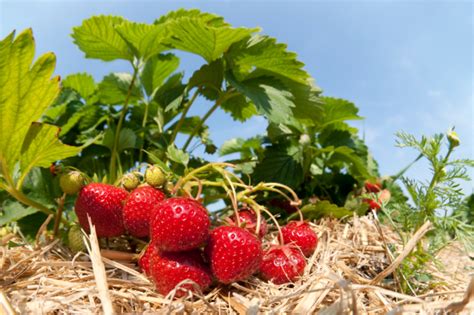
[145,166,166,187]
[60,171,85,195]
[68,225,86,252]
[121,173,140,191]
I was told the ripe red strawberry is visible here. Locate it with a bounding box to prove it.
[138,243,158,276]
[363,198,381,210]
[205,226,262,283]
[364,181,382,193]
[260,245,306,284]
[123,186,166,237]
[149,249,212,297]
[281,221,318,257]
[74,183,128,237]
[363,189,391,211]
[150,197,210,252]
[226,208,268,238]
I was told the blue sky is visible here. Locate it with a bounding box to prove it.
[1,0,472,193]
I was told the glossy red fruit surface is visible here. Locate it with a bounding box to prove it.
[364,181,382,193]
[138,243,158,276]
[260,245,306,284]
[74,183,128,237]
[149,250,212,297]
[123,186,166,237]
[227,208,268,238]
[205,226,262,284]
[150,197,210,252]
[281,221,318,257]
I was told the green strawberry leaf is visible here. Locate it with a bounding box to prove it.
[167,145,189,166]
[71,15,133,62]
[155,9,228,27]
[252,144,304,188]
[220,94,258,122]
[188,59,224,100]
[98,72,143,105]
[115,22,169,61]
[293,201,353,220]
[0,30,81,187]
[319,97,363,128]
[117,128,137,152]
[319,146,370,180]
[141,53,179,97]
[20,123,82,174]
[62,73,97,101]
[219,137,263,158]
[164,17,257,62]
[0,200,37,226]
[227,74,294,124]
[229,35,310,84]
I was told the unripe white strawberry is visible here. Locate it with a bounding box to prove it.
[60,171,85,195]
[145,166,166,187]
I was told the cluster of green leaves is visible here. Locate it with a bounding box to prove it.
[0,30,82,233]
[0,9,379,236]
[221,96,378,208]
[55,9,377,205]
[379,131,474,294]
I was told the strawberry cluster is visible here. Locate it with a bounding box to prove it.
[69,166,319,297]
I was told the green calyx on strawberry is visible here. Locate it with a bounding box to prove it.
[225,208,268,238]
[74,183,128,237]
[150,197,210,252]
[145,165,166,188]
[259,245,306,284]
[205,226,263,284]
[150,249,212,297]
[121,173,140,191]
[123,186,166,238]
[281,221,318,257]
[60,171,85,195]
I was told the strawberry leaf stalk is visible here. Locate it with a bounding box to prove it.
[225,207,268,238]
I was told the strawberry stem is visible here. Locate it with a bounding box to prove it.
[100,249,136,262]
[243,198,284,245]
[53,193,66,237]
[109,65,139,184]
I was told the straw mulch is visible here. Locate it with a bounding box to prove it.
[1,216,473,314]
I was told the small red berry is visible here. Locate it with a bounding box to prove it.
[123,186,166,237]
[281,221,318,257]
[149,250,212,297]
[205,226,262,284]
[74,183,128,237]
[260,245,306,284]
[150,197,210,252]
